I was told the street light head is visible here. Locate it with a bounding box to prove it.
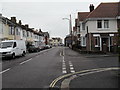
[62,18,70,20]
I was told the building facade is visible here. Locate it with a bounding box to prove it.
[0,14,48,48]
[76,2,119,53]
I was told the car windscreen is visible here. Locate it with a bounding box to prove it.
[0,42,13,48]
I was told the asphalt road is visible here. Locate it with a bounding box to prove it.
[1,47,119,89]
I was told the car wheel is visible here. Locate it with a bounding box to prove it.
[12,53,15,59]
[22,51,26,56]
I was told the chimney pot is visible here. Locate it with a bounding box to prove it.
[19,20,22,25]
[25,24,29,28]
[11,17,16,23]
[0,13,2,17]
[89,4,94,12]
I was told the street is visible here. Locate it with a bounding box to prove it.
[1,47,119,89]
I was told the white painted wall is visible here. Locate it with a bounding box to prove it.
[86,19,118,33]
[0,19,2,40]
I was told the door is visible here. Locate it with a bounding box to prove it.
[13,42,19,56]
[102,38,108,52]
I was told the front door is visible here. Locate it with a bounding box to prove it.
[102,38,108,52]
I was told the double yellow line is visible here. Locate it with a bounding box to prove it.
[49,67,120,88]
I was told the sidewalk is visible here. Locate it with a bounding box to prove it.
[69,69,119,88]
[72,48,118,58]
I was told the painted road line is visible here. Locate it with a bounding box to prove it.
[0,68,10,74]
[60,52,62,56]
[62,70,67,74]
[69,61,75,73]
[20,58,32,65]
[49,67,120,88]
[62,55,67,74]
[70,67,74,70]
[70,70,75,73]
[70,64,73,67]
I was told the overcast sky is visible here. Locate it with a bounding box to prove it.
[0,0,119,41]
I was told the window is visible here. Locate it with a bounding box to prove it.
[23,31,26,37]
[16,28,19,35]
[30,32,32,37]
[82,23,85,30]
[104,20,109,28]
[95,37,99,46]
[110,37,113,46]
[82,37,86,46]
[97,20,102,28]
[9,26,14,35]
[86,26,88,33]
[13,42,17,48]
[27,31,29,37]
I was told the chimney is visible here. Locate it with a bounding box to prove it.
[0,13,2,17]
[89,4,94,12]
[25,24,29,28]
[39,29,42,32]
[18,20,22,25]
[11,17,16,23]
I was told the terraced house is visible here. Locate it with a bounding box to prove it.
[0,14,48,47]
[76,2,120,53]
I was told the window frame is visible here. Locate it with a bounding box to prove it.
[97,20,102,29]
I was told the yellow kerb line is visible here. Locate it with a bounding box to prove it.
[49,67,120,88]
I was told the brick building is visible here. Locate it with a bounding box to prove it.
[76,2,120,53]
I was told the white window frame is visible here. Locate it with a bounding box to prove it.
[81,36,86,46]
[97,20,109,29]
[94,37,99,47]
[104,20,109,29]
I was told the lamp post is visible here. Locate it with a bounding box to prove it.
[63,14,73,48]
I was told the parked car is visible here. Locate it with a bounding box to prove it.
[27,45,40,53]
[39,45,46,50]
[0,40,26,59]
[45,45,52,49]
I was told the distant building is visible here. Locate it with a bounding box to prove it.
[49,37,62,46]
[43,32,50,45]
[0,14,49,48]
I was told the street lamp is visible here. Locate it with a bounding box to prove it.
[63,14,73,48]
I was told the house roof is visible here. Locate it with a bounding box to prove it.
[78,2,120,21]
[87,2,119,18]
[78,12,90,21]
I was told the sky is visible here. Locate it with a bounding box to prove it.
[0,0,119,42]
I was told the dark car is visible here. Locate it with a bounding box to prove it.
[27,45,40,53]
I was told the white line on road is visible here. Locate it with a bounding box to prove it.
[20,58,32,65]
[70,64,73,67]
[62,55,67,74]
[60,52,61,56]
[62,70,67,74]
[70,67,74,70]
[69,61,75,73]
[0,68,11,74]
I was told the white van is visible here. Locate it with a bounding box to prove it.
[0,40,26,59]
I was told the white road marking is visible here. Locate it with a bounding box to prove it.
[63,70,67,74]
[60,52,61,56]
[69,61,75,73]
[0,68,10,74]
[70,64,73,67]
[70,70,75,73]
[70,67,74,70]
[63,56,64,60]
[62,55,67,74]
[20,58,32,65]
